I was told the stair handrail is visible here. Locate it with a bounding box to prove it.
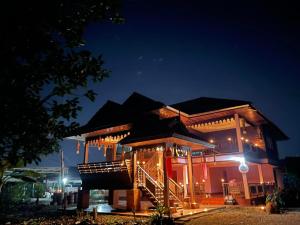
[169,177,184,192]
[124,159,132,179]
[168,178,184,204]
[156,168,183,204]
[143,153,159,178]
[137,165,164,191]
[137,164,164,205]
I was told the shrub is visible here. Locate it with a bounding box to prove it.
[265,188,284,213]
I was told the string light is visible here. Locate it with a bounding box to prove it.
[227,137,232,141]
[209,139,214,143]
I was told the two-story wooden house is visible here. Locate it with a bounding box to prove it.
[67,92,287,211]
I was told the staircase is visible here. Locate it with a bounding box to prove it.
[137,164,184,209]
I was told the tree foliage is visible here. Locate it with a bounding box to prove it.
[0,0,123,174]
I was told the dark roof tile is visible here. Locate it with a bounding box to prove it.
[171,97,251,114]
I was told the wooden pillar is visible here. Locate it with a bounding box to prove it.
[83,142,89,164]
[163,144,170,208]
[133,150,137,189]
[113,190,120,209]
[183,165,188,198]
[112,143,117,161]
[205,166,212,194]
[77,189,89,209]
[126,189,140,211]
[121,145,125,161]
[126,149,141,211]
[234,114,244,153]
[187,148,196,207]
[257,164,265,194]
[234,113,250,200]
[258,164,264,184]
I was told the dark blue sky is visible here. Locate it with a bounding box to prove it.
[37,0,300,166]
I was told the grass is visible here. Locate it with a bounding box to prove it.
[186,207,300,225]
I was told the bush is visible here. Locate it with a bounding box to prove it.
[266,188,284,213]
[0,182,31,212]
[281,175,300,207]
[149,204,174,225]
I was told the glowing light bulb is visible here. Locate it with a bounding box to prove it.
[209,139,214,143]
[227,137,232,141]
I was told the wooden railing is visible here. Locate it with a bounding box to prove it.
[143,153,162,182]
[137,165,164,205]
[168,177,184,203]
[78,159,131,174]
[222,182,275,198]
[222,182,244,196]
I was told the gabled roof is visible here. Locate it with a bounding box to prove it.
[70,92,165,135]
[73,100,131,135]
[120,116,211,147]
[171,97,251,115]
[122,92,165,112]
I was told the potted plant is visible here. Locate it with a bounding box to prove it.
[265,188,284,214]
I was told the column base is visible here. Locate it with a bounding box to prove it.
[191,202,199,209]
[126,188,141,211]
[77,189,90,210]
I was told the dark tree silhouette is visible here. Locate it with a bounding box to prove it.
[0,0,123,191]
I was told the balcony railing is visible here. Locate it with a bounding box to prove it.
[78,159,131,174]
[78,160,133,190]
[222,182,275,198]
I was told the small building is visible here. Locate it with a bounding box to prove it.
[67,92,287,211]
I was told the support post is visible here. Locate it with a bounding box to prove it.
[121,145,125,161]
[112,143,117,161]
[183,165,188,198]
[204,166,212,195]
[126,149,141,211]
[113,190,119,209]
[257,164,265,194]
[234,113,250,200]
[133,150,137,189]
[77,189,90,209]
[187,148,197,208]
[163,144,170,208]
[258,164,264,184]
[83,142,89,164]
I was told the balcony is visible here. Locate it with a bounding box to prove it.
[78,160,133,190]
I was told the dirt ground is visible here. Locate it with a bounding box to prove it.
[186,207,300,225]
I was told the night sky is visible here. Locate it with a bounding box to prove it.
[37,0,300,167]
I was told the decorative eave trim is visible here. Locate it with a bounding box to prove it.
[166,104,251,118]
